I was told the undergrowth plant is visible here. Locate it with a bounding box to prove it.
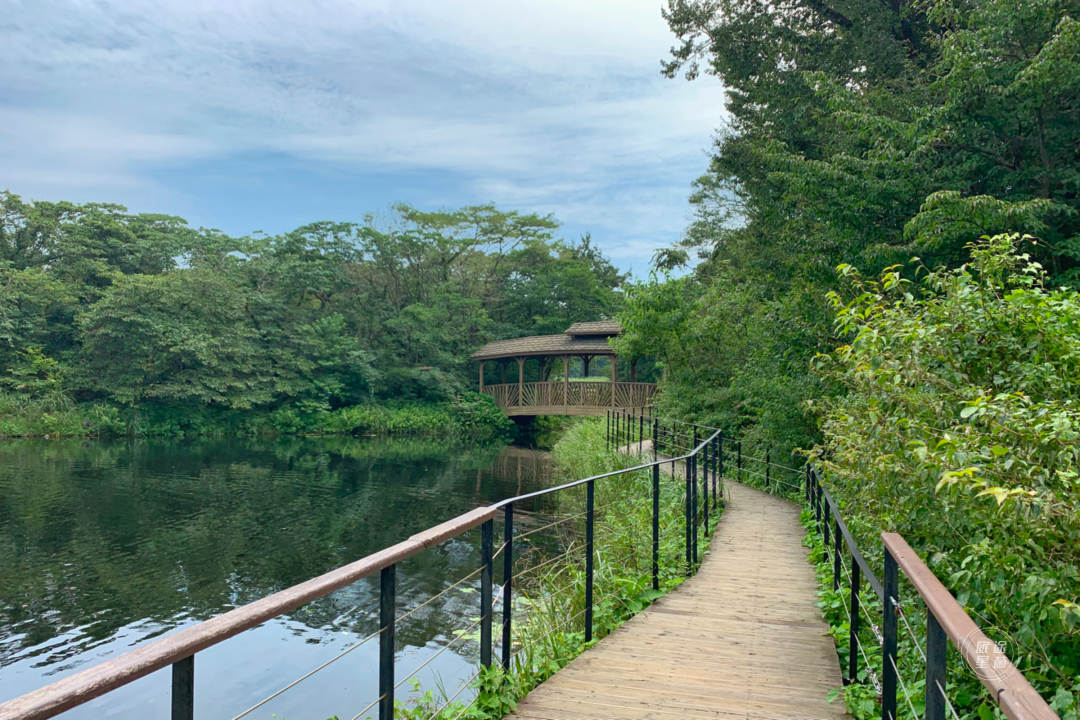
[811,235,1080,711]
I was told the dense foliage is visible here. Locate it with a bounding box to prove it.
[812,236,1079,707]
[617,0,1080,458]
[0,193,624,436]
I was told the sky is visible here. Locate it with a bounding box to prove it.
[0,0,727,275]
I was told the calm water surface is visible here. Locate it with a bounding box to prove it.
[0,436,551,719]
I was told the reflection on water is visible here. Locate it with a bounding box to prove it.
[0,436,551,718]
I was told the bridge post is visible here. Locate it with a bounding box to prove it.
[562,356,569,412]
[823,494,831,548]
[585,479,595,642]
[502,505,514,670]
[480,520,493,669]
[610,357,617,408]
[925,613,948,720]
[685,452,692,576]
[379,565,396,720]
[848,558,861,686]
[171,655,194,720]
[652,463,660,591]
[881,548,899,720]
[517,358,524,408]
[702,440,709,536]
[652,418,658,462]
[833,520,842,591]
[691,430,699,566]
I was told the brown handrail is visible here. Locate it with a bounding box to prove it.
[881,534,1058,720]
[0,507,498,720]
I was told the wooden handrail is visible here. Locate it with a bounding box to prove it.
[881,534,1058,720]
[0,507,497,720]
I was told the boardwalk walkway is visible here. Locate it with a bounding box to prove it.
[507,480,848,720]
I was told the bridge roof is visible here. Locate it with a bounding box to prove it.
[564,320,621,336]
[470,333,616,361]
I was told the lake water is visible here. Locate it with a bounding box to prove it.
[0,436,552,719]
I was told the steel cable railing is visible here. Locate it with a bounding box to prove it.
[2,411,1058,720]
[804,466,1058,720]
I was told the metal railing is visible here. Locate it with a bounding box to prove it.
[611,408,1059,720]
[804,467,1058,720]
[0,423,723,720]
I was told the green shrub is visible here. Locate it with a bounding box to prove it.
[812,234,1080,705]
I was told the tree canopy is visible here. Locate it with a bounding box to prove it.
[0,192,625,433]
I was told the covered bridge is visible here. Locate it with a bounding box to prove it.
[471,321,657,416]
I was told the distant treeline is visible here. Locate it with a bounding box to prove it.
[0,193,624,436]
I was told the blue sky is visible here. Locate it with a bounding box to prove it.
[1,0,727,275]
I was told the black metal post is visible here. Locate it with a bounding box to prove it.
[882,548,899,720]
[691,450,698,566]
[652,418,658,462]
[585,479,595,642]
[480,519,493,668]
[502,504,513,670]
[171,655,194,720]
[926,612,948,720]
[716,434,722,507]
[766,447,771,489]
[702,442,710,536]
[833,520,842,591]
[379,565,396,720]
[848,558,861,686]
[639,412,644,447]
[606,410,610,449]
[823,496,831,548]
[652,463,660,591]
[814,473,822,525]
[737,441,742,483]
[685,454,692,576]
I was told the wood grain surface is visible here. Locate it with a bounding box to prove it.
[507,480,849,720]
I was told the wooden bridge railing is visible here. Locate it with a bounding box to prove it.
[482,381,657,414]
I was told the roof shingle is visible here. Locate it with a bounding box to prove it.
[470,334,616,361]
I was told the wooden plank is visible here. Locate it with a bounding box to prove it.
[507,481,849,719]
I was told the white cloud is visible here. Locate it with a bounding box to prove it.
[0,0,726,270]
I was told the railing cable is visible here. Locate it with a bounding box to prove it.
[231,626,383,720]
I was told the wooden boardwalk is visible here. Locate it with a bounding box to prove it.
[507,480,848,720]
